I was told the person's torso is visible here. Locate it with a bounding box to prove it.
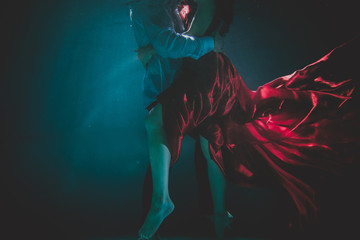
[130,0,183,106]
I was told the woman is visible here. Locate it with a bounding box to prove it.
[131,0,218,239]
[139,0,360,239]
[138,1,232,239]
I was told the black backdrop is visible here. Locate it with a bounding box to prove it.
[2,0,359,239]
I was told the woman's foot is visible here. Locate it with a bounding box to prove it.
[137,234,161,240]
[138,199,175,239]
[213,211,233,240]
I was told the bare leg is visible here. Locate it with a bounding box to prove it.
[138,104,174,239]
[199,136,231,240]
[194,139,213,216]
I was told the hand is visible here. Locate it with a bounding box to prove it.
[136,44,156,67]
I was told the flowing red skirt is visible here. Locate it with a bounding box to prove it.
[152,37,360,221]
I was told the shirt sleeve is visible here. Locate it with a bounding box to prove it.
[134,2,214,60]
[152,28,214,60]
[144,21,214,60]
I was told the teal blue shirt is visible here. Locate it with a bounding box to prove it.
[130,0,214,107]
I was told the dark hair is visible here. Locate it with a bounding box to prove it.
[178,0,235,36]
[214,0,235,36]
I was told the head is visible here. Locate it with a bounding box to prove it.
[215,0,235,36]
[180,0,235,36]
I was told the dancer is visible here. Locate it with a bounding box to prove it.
[135,0,235,239]
[138,0,360,239]
[129,0,225,239]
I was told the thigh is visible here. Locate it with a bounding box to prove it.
[145,104,163,131]
[199,135,212,161]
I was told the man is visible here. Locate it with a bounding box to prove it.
[129,0,221,239]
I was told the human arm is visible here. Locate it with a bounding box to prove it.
[136,44,157,67]
[136,30,223,67]
[147,25,214,60]
[131,1,214,60]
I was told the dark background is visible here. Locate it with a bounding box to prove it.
[2,0,359,239]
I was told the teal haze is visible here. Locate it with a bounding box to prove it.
[3,0,359,238]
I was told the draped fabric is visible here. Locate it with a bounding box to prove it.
[153,37,360,221]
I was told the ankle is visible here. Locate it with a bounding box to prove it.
[151,196,173,208]
[214,209,227,216]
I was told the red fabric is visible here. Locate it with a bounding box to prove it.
[157,38,360,221]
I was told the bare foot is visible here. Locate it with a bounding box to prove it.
[138,199,174,239]
[214,211,233,240]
